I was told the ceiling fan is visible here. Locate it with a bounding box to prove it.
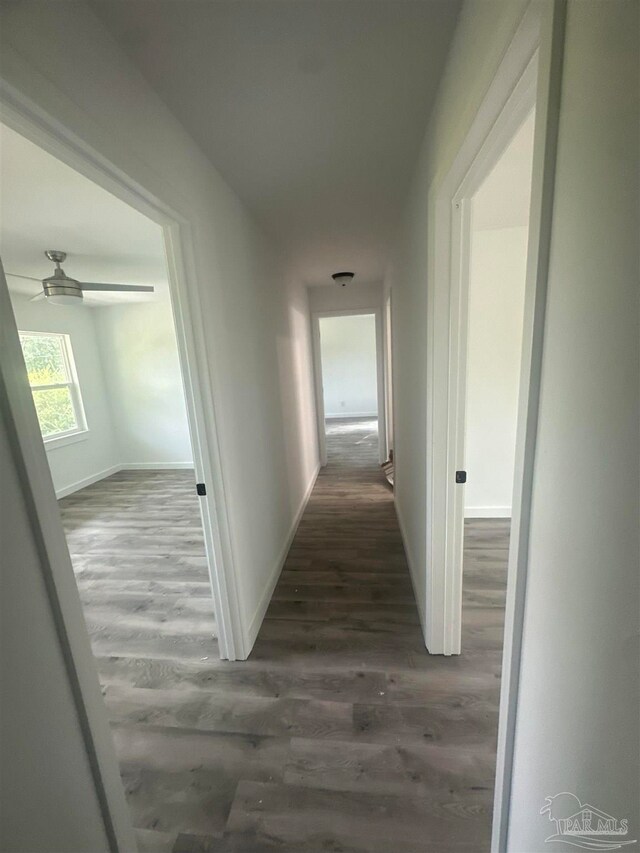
[7,250,155,305]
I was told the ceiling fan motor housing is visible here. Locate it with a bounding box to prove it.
[42,277,84,301]
[43,253,83,302]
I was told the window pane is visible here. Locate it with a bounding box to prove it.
[19,333,69,386]
[32,387,78,437]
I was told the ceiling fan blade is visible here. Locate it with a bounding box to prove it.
[29,292,46,302]
[7,272,43,283]
[79,283,155,293]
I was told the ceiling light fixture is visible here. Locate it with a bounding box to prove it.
[332,271,354,287]
[7,250,156,305]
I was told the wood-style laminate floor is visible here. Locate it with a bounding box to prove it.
[60,420,508,853]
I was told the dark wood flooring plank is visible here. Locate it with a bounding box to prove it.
[222,779,491,853]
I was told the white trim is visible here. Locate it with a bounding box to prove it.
[0,72,246,851]
[55,464,121,499]
[1,267,136,852]
[382,288,394,458]
[492,4,566,851]
[464,507,511,519]
[427,7,541,658]
[119,462,194,471]
[162,222,244,661]
[310,313,327,466]
[310,308,387,467]
[395,501,426,638]
[0,81,242,663]
[325,411,377,419]
[44,428,89,450]
[54,462,195,499]
[245,462,321,649]
[421,1,565,849]
[19,329,88,440]
[374,307,387,465]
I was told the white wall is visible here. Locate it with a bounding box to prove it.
[277,271,320,526]
[9,293,120,496]
[386,0,530,627]
[96,300,193,466]
[0,409,110,853]
[9,291,194,492]
[319,313,377,418]
[464,226,528,517]
[388,0,639,846]
[508,1,639,848]
[308,280,382,314]
[0,0,317,657]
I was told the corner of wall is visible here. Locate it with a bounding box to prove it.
[394,498,427,643]
[243,460,321,654]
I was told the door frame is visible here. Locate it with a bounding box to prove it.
[383,288,394,458]
[425,0,566,853]
[440,49,539,658]
[311,308,387,466]
[425,1,564,648]
[0,84,244,662]
[422,0,566,848]
[0,82,248,847]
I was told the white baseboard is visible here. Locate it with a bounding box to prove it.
[325,411,377,419]
[245,462,321,652]
[394,499,427,641]
[55,464,122,499]
[55,462,196,497]
[465,506,511,518]
[119,462,194,470]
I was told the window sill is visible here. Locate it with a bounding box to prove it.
[44,429,89,451]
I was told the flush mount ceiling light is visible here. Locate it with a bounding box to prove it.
[332,271,354,287]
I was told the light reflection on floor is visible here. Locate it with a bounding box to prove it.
[325,417,377,436]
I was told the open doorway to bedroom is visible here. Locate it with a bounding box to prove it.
[311,308,387,471]
[1,119,226,841]
[319,311,379,468]
[461,109,535,655]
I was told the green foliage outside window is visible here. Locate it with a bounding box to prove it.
[31,387,77,437]
[19,332,80,438]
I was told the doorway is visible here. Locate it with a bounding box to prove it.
[311,309,387,467]
[462,109,535,659]
[0,115,238,844]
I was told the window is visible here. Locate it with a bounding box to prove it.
[18,331,87,443]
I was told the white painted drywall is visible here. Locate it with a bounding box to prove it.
[8,292,193,492]
[95,300,193,466]
[464,226,528,517]
[508,2,639,848]
[388,0,639,844]
[0,0,318,652]
[8,293,120,496]
[0,416,110,853]
[386,0,530,626]
[277,272,320,516]
[0,120,169,304]
[319,314,377,418]
[90,3,460,291]
[308,280,383,314]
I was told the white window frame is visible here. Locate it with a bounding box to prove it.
[19,330,88,447]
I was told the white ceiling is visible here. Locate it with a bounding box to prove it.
[0,122,167,305]
[91,0,461,286]
[473,110,536,231]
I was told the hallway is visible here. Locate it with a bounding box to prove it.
[3,5,637,851]
[87,419,504,852]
